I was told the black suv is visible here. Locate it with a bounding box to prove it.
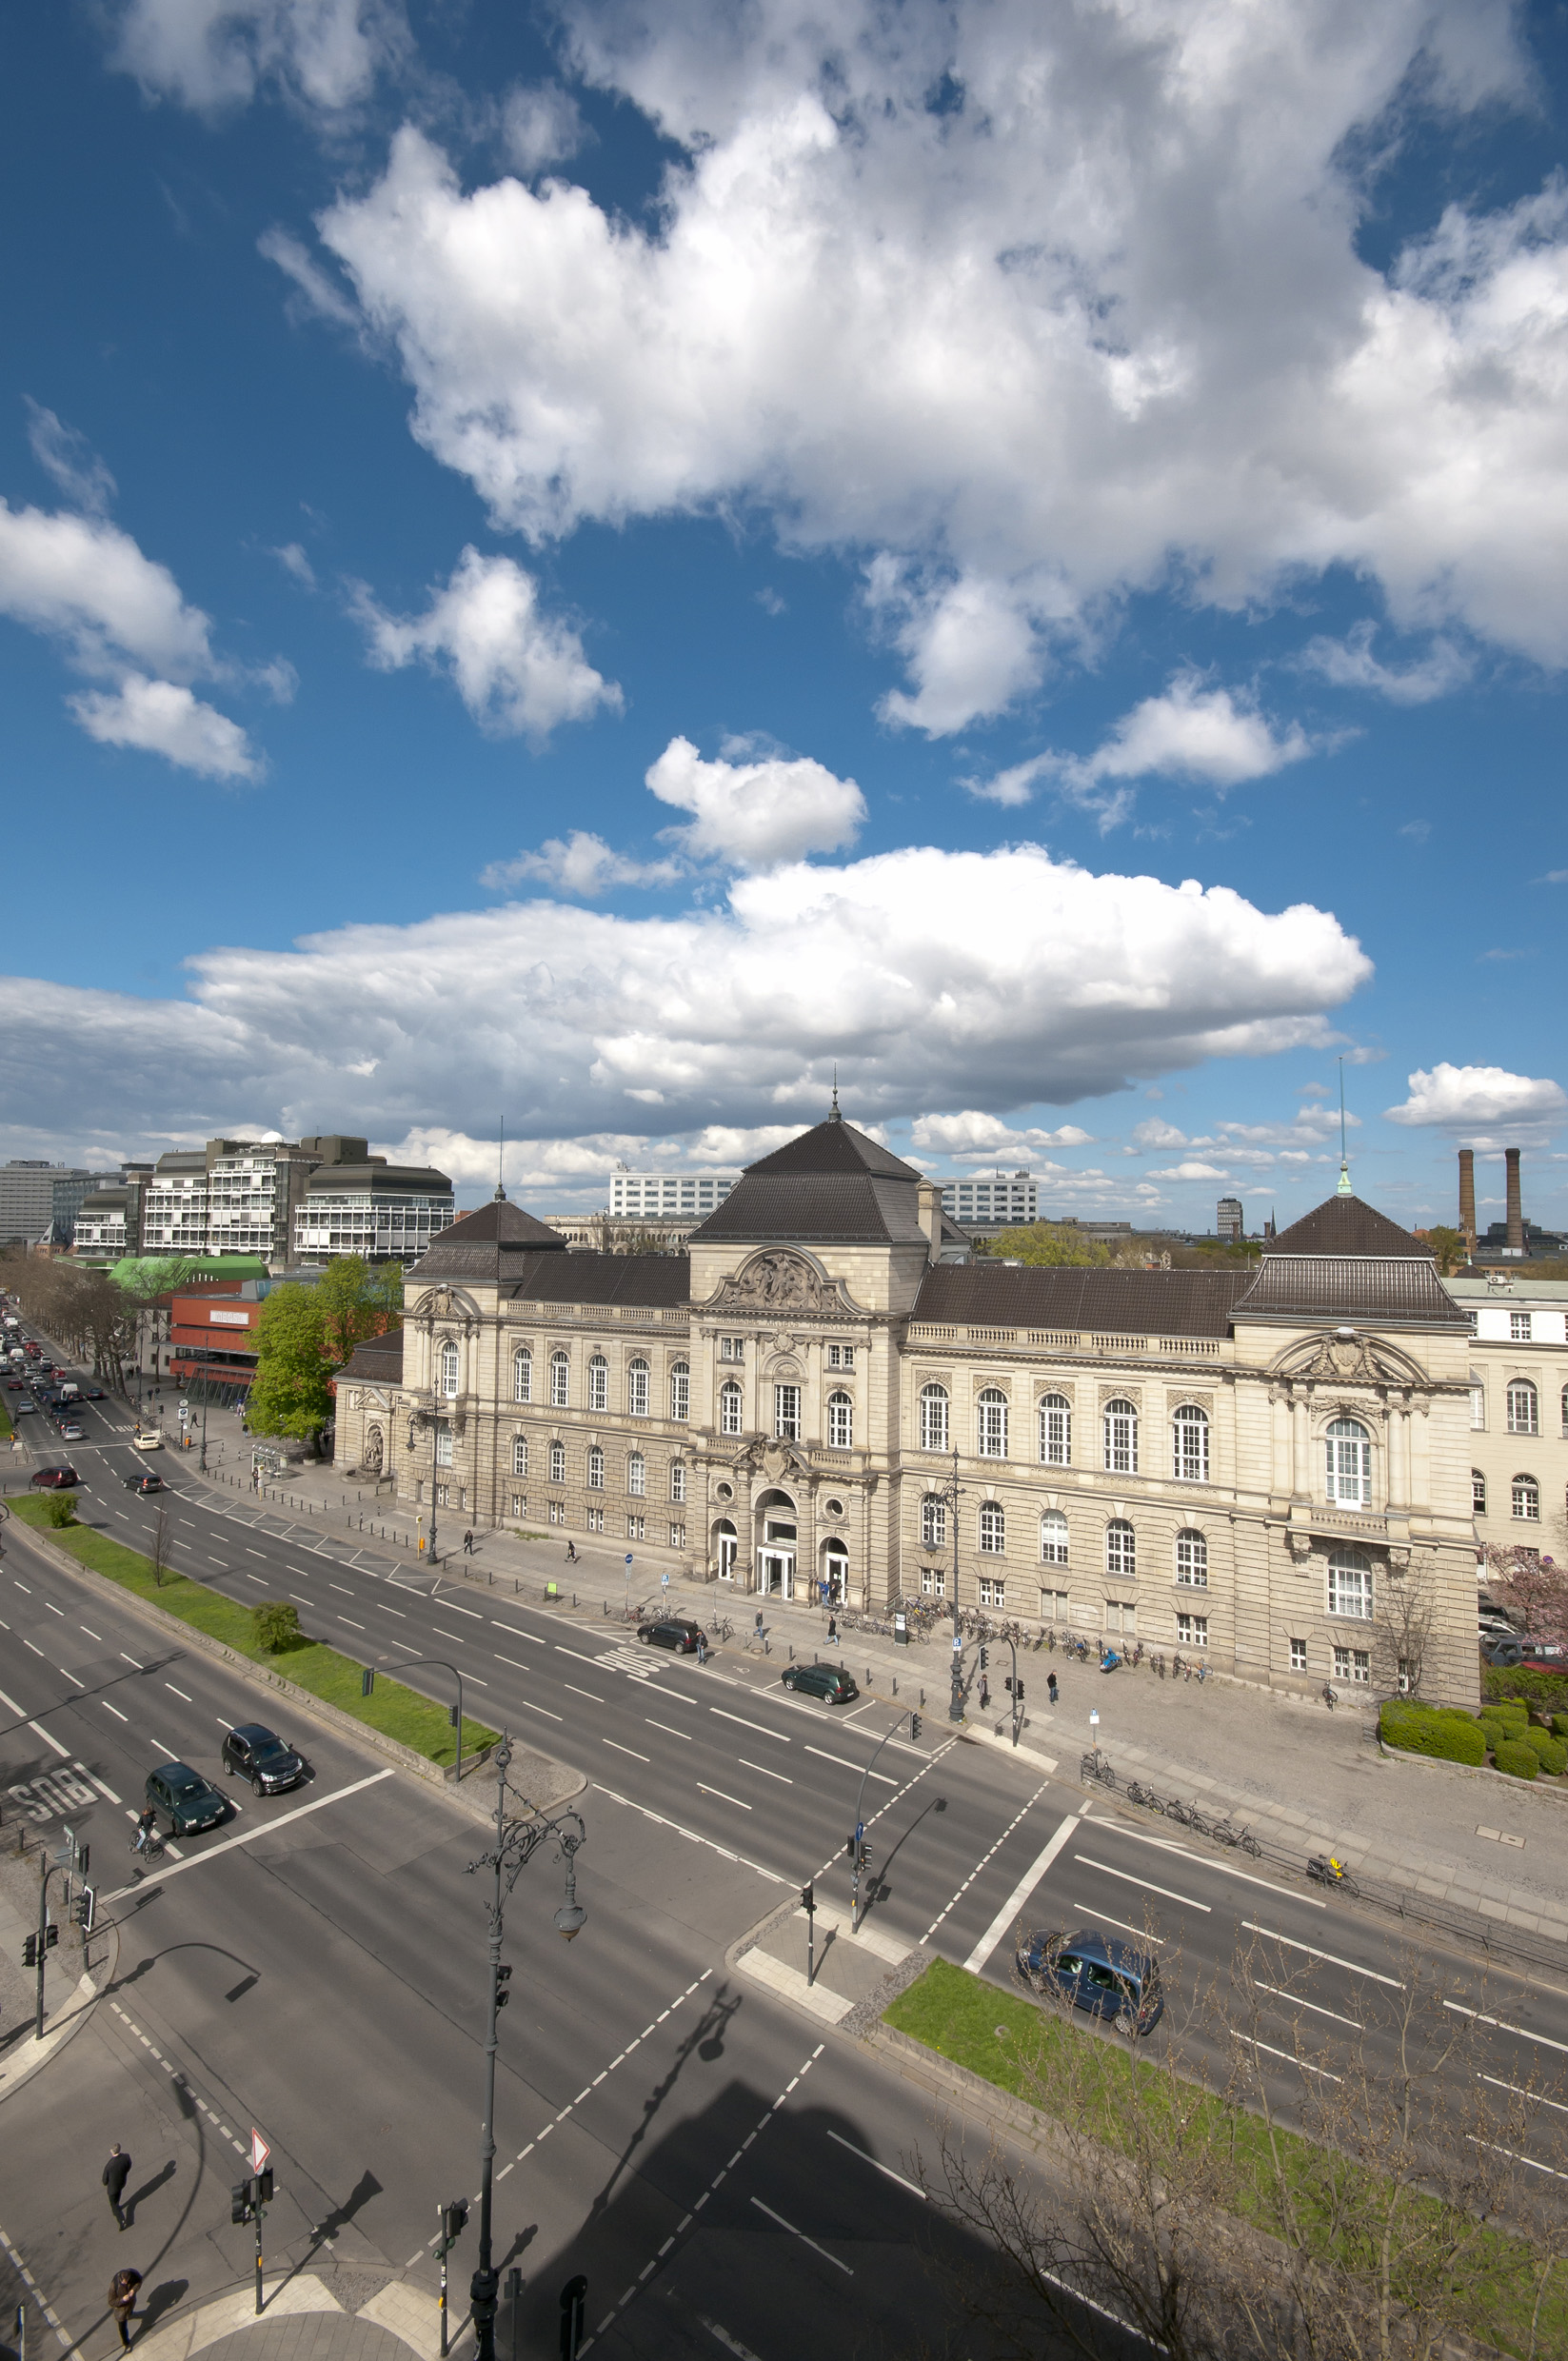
[637,1617,707,1654]
[146,1760,228,1835]
[222,1723,307,1794]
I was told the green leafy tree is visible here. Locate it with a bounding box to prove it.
[312,1256,404,1365]
[1415,1224,1468,1276]
[247,1258,404,1443]
[252,1600,304,1653]
[45,1493,77,1528]
[976,1222,1114,1267]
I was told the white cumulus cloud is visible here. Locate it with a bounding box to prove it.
[479,831,682,896]
[1148,1161,1231,1181]
[1382,1062,1568,1147]
[970,677,1314,825]
[645,736,866,869]
[69,675,262,781]
[1298,621,1472,704]
[909,1111,1095,1160]
[111,0,396,112]
[352,546,621,742]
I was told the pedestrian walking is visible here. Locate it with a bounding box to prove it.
[565,1538,577,1562]
[108,2269,143,2350]
[696,1635,707,1665]
[826,1614,838,1644]
[103,2147,131,2230]
[462,1528,474,1556]
[979,1675,990,1711]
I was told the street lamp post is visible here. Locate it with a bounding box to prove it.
[943,1446,965,1722]
[465,1736,587,2361]
[362,1658,466,1783]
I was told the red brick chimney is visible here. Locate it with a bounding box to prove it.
[1505,1147,1524,1253]
[1458,1148,1477,1249]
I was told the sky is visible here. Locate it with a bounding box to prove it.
[3,0,1567,1230]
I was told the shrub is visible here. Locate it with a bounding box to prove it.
[1379,1701,1486,1764]
[1493,1739,1539,1781]
[1482,1664,1568,1713]
[1553,1714,1568,1743]
[1479,1702,1530,1740]
[252,1600,304,1654]
[1521,1729,1568,1776]
[44,1492,76,1528]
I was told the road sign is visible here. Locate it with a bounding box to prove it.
[625,1553,633,1567]
[661,1571,670,1591]
[1089,1708,1100,1730]
[855,1820,864,1842]
[249,2130,270,2175]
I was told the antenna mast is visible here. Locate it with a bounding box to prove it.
[1336,1057,1352,1196]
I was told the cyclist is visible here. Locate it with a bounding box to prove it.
[131,1807,157,1857]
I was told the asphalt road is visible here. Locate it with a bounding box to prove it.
[3,1342,1567,2358]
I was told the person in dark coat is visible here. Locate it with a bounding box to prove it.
[109,2268,143,2349]
[1046,1671,1059,1708]
[103,2146,131,2230]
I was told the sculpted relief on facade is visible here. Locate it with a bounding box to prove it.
[711,1251,840,1317]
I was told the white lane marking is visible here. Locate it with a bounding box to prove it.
[594,1784,789,1885]
[337,1617,366,1631]
[209,1558,228,1569]
[433,1627,466,1644]
[165,1684,192,1702]
[1090,1817,1325,1908]
[247,1549,267,1559]
[963,1812,1086,1975]
[80,1626,102,1640]
[1243,1923,1403,1989]
[804,1745,896,1783]
[604,1739,649,1762]
[1467,2135,1568,2183]
[289,1595,311,1606]
[492,1623,544,1644]
[699,2316,764,2361]
[78,1760,121,1803]
[824,2128,925,2196]
[98,1769,394,1901]
[520,1699,563,1721]
[710,1707,790,1744]
[329,1583,353,1596]
[1479,2073,1568,2116]
[120,1654,141,1668]
[738,1758,792,1783]
[378,1603,407,1617]
[23,1640,44,1657]
[60,1669,85,1688]
[495,1654,533,1671]
[1254,1979,1362,2030]
[44,1600,63,1617]
[645,1718,692,1741]
[1074,1855,1211,1914]
[564,1683,605,1703]
[1235,2033,1341,2084]
[748,2197,852,2274]
[699,1783,752,1810]
[1068,1902,1165,1948]
[445,1603,483,1620]
[557,1645,613,1666]
[1445,2001,1568,2054]
[103,1704,128,1722]
[149,1735,181,1758]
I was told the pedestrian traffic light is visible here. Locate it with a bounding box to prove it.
[559,2273,587,2361]
[231,2184,249,2226]
[494,1962,512,2010]
[441,2200,468,2247]
[361,1667,374,1696]
[22,1934,37,1968]
[908,1712,922,1742]
[448,1704,460,1729]
[74,1886,95,1933]
[44,1923,58,1951]
[845,1833,856,1862]
[246,2171,273,2210]
[1014,1680,1024,1700]
[979,1645,988,1671]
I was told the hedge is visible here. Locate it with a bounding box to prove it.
[1493,1739,1540,1781]
[1379,1701,1486,1764]
[1553,1714,1568,1743]
[1479,1703,1530,1740]
[1521,1730,1568,1776]
[1482,1664,1568,1713]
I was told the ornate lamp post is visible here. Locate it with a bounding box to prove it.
[926,1445,965,1721]
[465,1737,587,2361]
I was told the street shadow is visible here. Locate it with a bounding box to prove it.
[125,2163,177,2226]
[586,1986,740,2225]
[866,1795,946,1905]
[109,1939,260,2003]
[310,2171,384,2249]
[138,2278,189,2338]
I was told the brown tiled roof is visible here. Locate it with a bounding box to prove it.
[506,1253,691,1310]
[408,1195,567,1277]
[910,1263,1248,1339]
[336,1331,405,1382]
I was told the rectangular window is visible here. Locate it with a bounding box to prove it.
[1040,1588,1068,1621]
[828,1342,854,1370]
[1104,1598,1136,1635]
[669,1462,686,1502]
[510,1494,526,1520]
[548,1499,565,1526]
[1289,1637,1307,1671]
[627,1456,646,1497]
[1334,1645,1370,1685]
[1176,1612,1208,1648]
[1512,1311,1533,1341]
[979,1576,1005,1608]
[586,1505,605,1533]
[668,1522,685,1550]
[434,1424,453,1468]
[1326,1560,1372,1619]
[720,1337,744,1361]
[921,1565,946,1597]
[626,1515,645,1541]
[434,1483,449,1509]
[774,1383,802,1440]
[1470,1384,1485,1430]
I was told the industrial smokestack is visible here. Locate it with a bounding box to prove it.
[1506,1147,1524,1253]
[1459,1149,1477,1248]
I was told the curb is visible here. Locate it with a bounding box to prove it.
[0,1910,121,2108]
[122,2267,472,2361]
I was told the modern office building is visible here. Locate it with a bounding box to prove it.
[1,1161,126,1247]
[1217,1197,1244,1241]
[607,1170,739,1220]
[132,1135,454,1268]
[292,1147,455,1264]
[940,1170,1038,1227]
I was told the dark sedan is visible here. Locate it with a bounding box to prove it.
[637,1617,707,1654]
[146,1760,228,1836]
[125,1472,168,1495]
[30,1464,80,1489]
[1016,1926,1163,2034]
[222,1723,307,1794]
[779,1661,860,1704]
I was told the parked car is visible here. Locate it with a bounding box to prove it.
[221,1723,307,1794]
[637,1617,707,1654]
[1485,1635,1564,1669]
[132,1429,163,1452]
[1016,1926,1164,2035]
[145,1761,228,1836]
[125,1472,167,1495]
[779,1662,860,1704]
[30,1465,80,1489]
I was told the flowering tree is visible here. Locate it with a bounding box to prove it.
[1483,1542,1568,1652]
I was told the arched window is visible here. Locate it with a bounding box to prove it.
[979,1501,1005,1555]
[512,1347,531,1404]
[977,1389,1008,1458]
[922,1496,947,1550]
[586,1445,604,1490]
[826,1391,854,1449]
[549,1350,569,1409]
[670,1362,690,1421]
[511,1435,528,1478]
[627,1358,650,1417]
[1507,1379,1539,1437]
[1175,1528,1207,1587]
[1325,1418,1371,1506]
[1105,1518,1136,1579]
[920,1383,949,1452]
[1513,1474,1540,1522]
[720,1379,744,1438]
[1039,1394,1071,1466]
[1472,1469,1486,1516]
[627,1452,646,1498]
[1326,1548,1372,1618]
[548,1440,566,1484]
[1103,1399,1138,1475]
[1040,1509,1068,1566]
[1172,1404,1209,1483]
[586,1354,608,1412]
[715,1518,738,1579]
[439,1339,459,1399]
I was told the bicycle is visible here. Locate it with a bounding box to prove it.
[1124,1779,1164,1815]
[129,1824,165,1865]
[1212,1816,1261,1858]
[1320,1683,1339,1712]
[710,1616,734,1643]
[1081,1750,1117,1791]
[1306,1854,1359,1896]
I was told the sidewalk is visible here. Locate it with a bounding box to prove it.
[158,1454,1568,1952]
[0,1832,108,2097]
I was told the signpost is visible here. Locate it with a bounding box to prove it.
[802,1881,816,1987]
[625,1551,633,1621]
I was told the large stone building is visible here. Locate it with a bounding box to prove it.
[1448,1269,1568,1560]
[332,1113,1481,1701]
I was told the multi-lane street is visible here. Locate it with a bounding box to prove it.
[3,1346,1566,2358]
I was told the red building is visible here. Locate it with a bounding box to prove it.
[168,1284,260,1400]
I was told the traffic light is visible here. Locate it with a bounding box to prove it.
[979,1645,989,1671]
[78,1844,89,1878]
[361,1667,375,1696]
[494,1963,512,2011]
[22,1934,36,1969]
[45,1924,58,1951]
[440,2200,468,2247]
[231,2184,250,2226]
[909,1713,922,1742]
[559,2274,587,2361]
[845,1833,856,1863]
[1014,1680,1024,1701]
[801,1881,814,1914]
[448,1705,460,1730]
[74,1887,95,1933]
[253,2170,274,2208]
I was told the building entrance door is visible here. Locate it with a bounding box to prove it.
[758,1548,795,1598]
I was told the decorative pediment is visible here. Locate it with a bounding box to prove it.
[711,1250,841,1317]
[412,1284,478,1327]
[1273,1331,1424,1386]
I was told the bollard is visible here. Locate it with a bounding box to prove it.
[866,1667,872,1688]
[921,1688,925,1709]
[892,1676,898,1696]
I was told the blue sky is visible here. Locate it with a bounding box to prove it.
[2,0,1566,1228]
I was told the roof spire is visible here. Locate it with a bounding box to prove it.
[1336,1056,1352,1196]
[494,1117,507,1201]
[829,1064,842,1122]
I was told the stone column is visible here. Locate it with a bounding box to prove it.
[1291,1392,1311,1501]
[1386,1404,1409,1514]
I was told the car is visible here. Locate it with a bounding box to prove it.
[1485,1635,1564,1669]
[59,1421,84,1441]
[1016,1926,1164,2035]
[132,1428,163,1451]
[12,1399,36,1416]
[30,1464,80,1489]
[779,1661,860,1704]
[36,1362,53,1377]
[145,1760,228,1836]
[636,1617,707,1654]
[83,1385,105,1400]
[4,1376,20,1390]
[221,1723,307,1794]
[124,1472,167,1495]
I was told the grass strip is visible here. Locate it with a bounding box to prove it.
[10,1494,498,1769]
[885,1957,1568,2358]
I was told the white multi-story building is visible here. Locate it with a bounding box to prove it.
[135,1135,454,1267]
[293,1156,454,1264]
[940,1170,1038,1226]
[1448,1272,1568,1554]
[608,1171,739,1220]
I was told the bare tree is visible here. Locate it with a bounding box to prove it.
[149,1506,170,1587]
[1371,1550,1438,1697]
